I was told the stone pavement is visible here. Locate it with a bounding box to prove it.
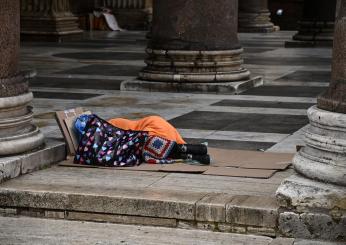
[0,31,337,242]
[20,31,331,154]
[0,216,343,245]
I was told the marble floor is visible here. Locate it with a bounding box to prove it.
[17,30,333,196]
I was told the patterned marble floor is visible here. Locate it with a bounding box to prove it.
[20,30,331,154]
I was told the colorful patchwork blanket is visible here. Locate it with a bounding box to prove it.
[74,115,177,166]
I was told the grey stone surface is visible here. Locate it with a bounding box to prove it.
[66,211,177,228]
[269,238,294,245]
[196,193,234,222]
[279,212,346,240]
[226,195,278,228]
[276,175,346,212]
[278,212,312,239]
[57,64,142,76]
[0,138,65,183]
[30,76,123,90]
[247,227,276,237]
[0,216,274,245]
[293,239,346,245]
[212,100,315,109]
[169,111,308,134]
[33,91,102,100]
[242,86,326,98]
[0,181,206,220]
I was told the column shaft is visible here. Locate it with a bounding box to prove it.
[0,0,44,155]
[318,1,346,113]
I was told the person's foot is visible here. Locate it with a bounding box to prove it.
[178,144,208,155]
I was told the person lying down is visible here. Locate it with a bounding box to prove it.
[73,114,210,167]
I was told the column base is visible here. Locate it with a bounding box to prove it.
[293,106,346,186]
[276,174,346,241]
[0,93,44,156]
[140,48,250,83]
[21,16,83,42]
[0,137,65,183]
[238,12,276,33]
[120,76,263,94]
[275,105,346,241]
[285,21,334,47]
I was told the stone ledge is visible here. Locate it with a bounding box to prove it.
[0,189,279,236]
[226,195,279,229]
[0,138,66,183]
[120,76,263,94]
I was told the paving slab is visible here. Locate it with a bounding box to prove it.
[57,64,142,76]
[242,86,326,98]
[30,76,123,90]
[0,216,274,245]
[169,111,308,134]
[211,100,315,109]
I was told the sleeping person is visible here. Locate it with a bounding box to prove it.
[74,114,210,167]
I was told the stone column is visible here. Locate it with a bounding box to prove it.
[136,0,250,89]
[20,0,83,41]
[238,0,275,33]
[276,0,346,240]
[0,0,44,155]
[286,0,337,47]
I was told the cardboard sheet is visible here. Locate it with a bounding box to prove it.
[203,167,277,179]
[210,148,293,170]
[55,108,84,155]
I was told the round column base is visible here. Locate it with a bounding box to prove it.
[238,12,275,33]
[0,126,45,155]
[292,106,346,186]
[140,49,250,83]
[0,92,45,156]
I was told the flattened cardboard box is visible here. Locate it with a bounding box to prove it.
[209,147,293,170]
[55,108,91,156]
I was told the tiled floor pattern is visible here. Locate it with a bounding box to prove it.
[21,31,332,153]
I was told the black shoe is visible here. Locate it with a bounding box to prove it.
[178,144,208,155]
[181,154,211,165]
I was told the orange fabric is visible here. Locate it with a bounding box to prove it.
[108,116,186,144]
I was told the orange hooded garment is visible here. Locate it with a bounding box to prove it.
[108,116,186,144]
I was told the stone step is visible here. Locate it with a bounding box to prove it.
[1,216,342,245]
[0,166,279,237]
[0,216,278,245]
